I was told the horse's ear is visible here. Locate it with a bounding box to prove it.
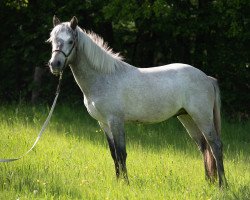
[53,15,60,27]
[70,16,78,30]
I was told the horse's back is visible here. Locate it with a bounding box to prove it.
[136,63,212,95]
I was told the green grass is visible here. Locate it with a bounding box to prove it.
[0,103,249,199]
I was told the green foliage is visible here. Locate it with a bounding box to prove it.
[0,104,249,199]
[0,0,249,117]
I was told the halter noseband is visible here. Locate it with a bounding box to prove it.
[52,30,77,70]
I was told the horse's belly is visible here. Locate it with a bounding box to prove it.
[126,114,174,123]
[124,101,180,123]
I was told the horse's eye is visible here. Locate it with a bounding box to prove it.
[69,40,73,45]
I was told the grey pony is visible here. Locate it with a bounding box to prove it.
[48,16,227,187]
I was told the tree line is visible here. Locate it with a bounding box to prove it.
[0,0,249,119]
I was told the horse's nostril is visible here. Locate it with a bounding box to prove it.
[57,61,61,67]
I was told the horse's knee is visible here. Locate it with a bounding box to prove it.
[107,137,127,163]
[115,145,127,164]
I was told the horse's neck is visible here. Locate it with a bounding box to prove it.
[69,31,135,96]
[69,53,104,97]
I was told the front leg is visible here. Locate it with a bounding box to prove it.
[99,120,129,183]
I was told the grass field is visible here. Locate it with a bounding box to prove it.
[0,103,249,199]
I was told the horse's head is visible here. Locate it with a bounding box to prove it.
[48,16,78,76]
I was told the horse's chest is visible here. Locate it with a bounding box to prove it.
[84,97,105,122]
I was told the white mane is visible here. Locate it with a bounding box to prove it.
[77,27,123,73]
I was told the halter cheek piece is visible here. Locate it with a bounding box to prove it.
[52,30,77,70]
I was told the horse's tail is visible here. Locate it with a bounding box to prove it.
[204,76,221,181]
[204,141,217,181]
[211,76,221,136]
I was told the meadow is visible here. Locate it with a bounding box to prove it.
[0,103,249,199]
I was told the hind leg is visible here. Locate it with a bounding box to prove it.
[203,126,227,187]
[178,114,216,181]
[186,112,227,187]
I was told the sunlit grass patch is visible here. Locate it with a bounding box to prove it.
[0,104,249,199]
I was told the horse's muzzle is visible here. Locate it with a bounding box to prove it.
[49,59,63,76]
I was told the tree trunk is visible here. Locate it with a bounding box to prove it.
[31,67,45,104]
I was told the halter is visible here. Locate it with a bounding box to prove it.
[52,30,77,70]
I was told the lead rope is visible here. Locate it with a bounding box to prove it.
[0,72,63,162]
